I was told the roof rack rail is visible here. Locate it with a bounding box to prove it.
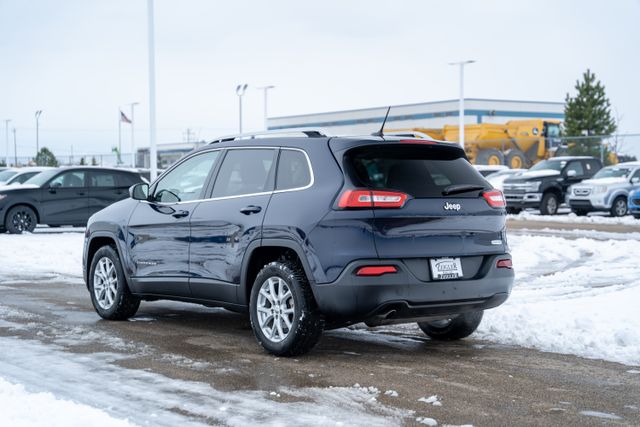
[210,128,329,144]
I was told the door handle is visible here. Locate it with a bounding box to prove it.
[240,205,262,215]
[77,192,86,196]
[172,210,189,218]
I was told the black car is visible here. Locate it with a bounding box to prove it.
[83,130,514,356]
[0,167,145,233]
[502,156,602,215]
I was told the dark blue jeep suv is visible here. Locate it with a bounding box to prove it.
[83,130,514,356]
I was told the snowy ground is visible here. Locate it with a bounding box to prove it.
[1,226,639,425]
[508,210,640,226]
[1,228,639,366]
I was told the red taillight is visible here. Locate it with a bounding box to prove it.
[483,189,506,208]
[496,259,513,269]
[356,265,398,276]
[338,190,408,209]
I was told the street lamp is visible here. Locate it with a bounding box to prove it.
[35,110,43,159]
[236,83,248,134]
[147,0,158,180]
[256,85,275,131]
[126,102,140,167]
[3,119,10,166]
[448,60,475,148]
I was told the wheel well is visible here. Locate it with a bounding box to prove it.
[544,188,562,199]
[87,236,118,271]
[244,246,303,303]
[4,203,40,224]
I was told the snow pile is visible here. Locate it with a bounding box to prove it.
[508,211,639,226]
[0,232,84,280]
[419,395,442,406]
[0,337,409,427]
[0,377,134,427]
[477,234,640,366]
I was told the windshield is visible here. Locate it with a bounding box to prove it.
[23,169,59,187]
[545,123,560,138]
[529,159,566,172]
[592,166,632,179]
[346,144,490,198]
[0,170,18,182]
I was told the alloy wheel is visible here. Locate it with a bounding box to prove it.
[93,257,118,310]
[614,199,627,217]
[256,276,295,343]
[11,210,34,232]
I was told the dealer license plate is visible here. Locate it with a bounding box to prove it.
[429,257,463,280]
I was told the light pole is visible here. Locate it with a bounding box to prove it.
[3,119,10,166]
[147,0,158,180]
[35,110,42,159]
[256,85,275,131]
[448,60,475,148]
[236,83,248,134]
[126,102,139,167]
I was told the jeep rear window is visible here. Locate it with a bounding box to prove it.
[345,145,489,198]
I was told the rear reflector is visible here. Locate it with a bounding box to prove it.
[496,259,513,269]
[483,189,506,208]
[356,265,398,276]
[338,190,408,209]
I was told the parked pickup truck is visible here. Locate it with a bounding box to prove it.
[502,156,602,215]
[567,162,640,216]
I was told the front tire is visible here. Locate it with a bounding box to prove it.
[539,193,559,215]
[418,311,484,340]
[249,260,324,356]
[5,205,37,234]
[610,196,628,217]
[89,246,140,320]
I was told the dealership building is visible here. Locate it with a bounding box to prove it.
[267,98,564,135]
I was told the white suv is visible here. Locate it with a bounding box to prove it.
[568,162,640,216]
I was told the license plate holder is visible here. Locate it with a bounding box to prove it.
[429,257,463,280]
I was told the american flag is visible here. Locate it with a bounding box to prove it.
[120,110,132,124]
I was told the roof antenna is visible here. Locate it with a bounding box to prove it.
[371,106,391,137]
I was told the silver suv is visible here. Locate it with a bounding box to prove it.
[568,162,640,216]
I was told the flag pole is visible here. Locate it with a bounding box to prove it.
[118,111,123,165]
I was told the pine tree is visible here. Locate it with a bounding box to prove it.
[91,156,98,166]
[564,69,616,160]
[79,157,86,165]
[34,147,59,167]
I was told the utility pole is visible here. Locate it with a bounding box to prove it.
[147,0,158,180]
[256,85,275,131]
[35,110,42,161]
[12,128,17,166]
[3,119,10,166]
[448,60,475,148]
[236,83,248,134]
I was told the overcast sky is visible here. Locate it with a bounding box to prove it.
[1,0,639,159]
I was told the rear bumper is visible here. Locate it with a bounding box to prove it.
[311,254,514,322]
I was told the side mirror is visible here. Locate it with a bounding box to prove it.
[49,181,62,189]
[129,183,149,200]
[566,170,577,178]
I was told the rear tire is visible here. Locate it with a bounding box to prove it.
[249,259,324,356]
[539,193,559,215]
[506,207,522,215]
[634,214,640,220]
[505,149,527,169]
[610,196,627,217]
[571,209,589,216]
[5,205,37,234]
[476,149,504,166]
[418,311,484,340]
[89,246,140,320]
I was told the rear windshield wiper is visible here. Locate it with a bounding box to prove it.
[442,184,485,196]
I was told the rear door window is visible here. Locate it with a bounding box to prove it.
[212,149,276,198]
[276,149,312,191]
[89,171,118,188]
[345,145,489,198]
